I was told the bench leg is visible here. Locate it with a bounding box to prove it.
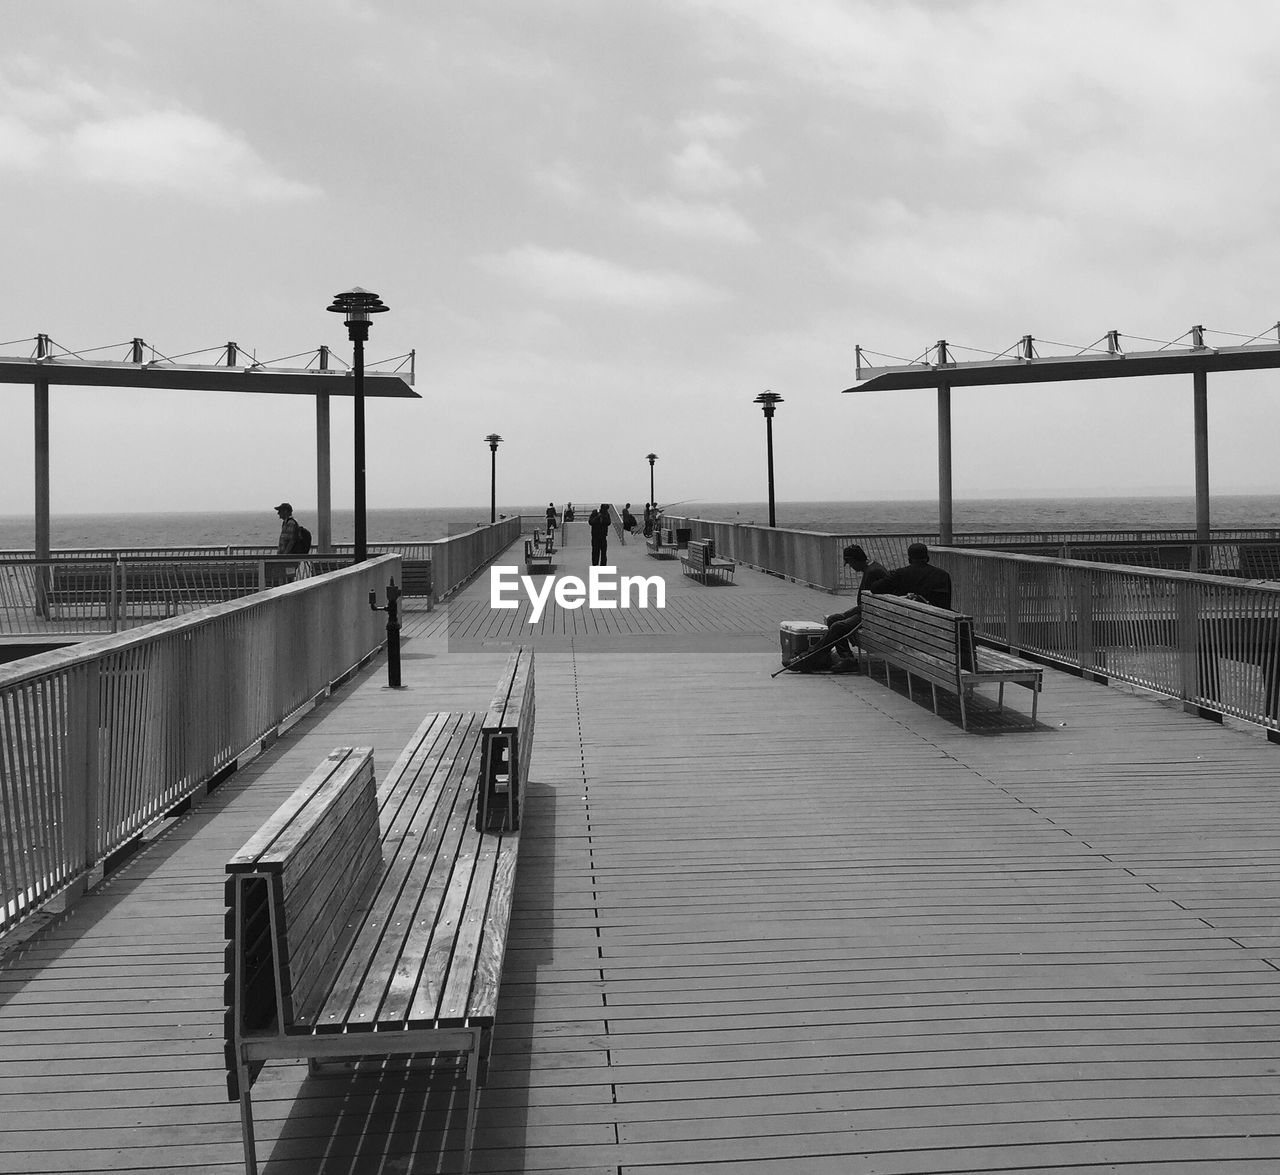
[238,1062,259,1175]
[958,687,968,731]
[998,682,1006,713]
[1031,681,1040,727]
[462,1028,484,1173]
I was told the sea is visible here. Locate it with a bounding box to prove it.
[1,495,1278,549]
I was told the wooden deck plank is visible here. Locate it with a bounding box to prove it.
[0,537,1277,1172]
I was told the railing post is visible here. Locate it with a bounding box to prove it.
[1004,560,1020,650]
[65,661,101,892]
[1074,572,1096,676]
[112,561,123,633]
[1176,579,1200,707]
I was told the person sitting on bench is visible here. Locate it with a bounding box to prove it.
[825,545,888,672]
[869,542,953,609]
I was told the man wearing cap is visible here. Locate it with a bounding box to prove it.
[869,542,953,610]
[275,502,300,554]
[823,545,888,671]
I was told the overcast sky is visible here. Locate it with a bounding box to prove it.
[2,0,1279,517]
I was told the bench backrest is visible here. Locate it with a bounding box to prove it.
[478,648,536,832]
[859,595,975,689]
[687,539,711,570]
[225,747,382,1053]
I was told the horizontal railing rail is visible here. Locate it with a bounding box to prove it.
[0,555,398,937]
[931,547,1280,736]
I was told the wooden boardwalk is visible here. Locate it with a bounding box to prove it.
[1,531,1278,1173]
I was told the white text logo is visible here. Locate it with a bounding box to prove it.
[490,566,666,624]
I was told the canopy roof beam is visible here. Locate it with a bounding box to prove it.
[846,326,1280,551]
[5,337,419,560]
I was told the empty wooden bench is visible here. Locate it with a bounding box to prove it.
[858,594,1042,729]
[224,648,536,1173]
[646,526,680,558]
[680,538,736,584]
[524,534,553,574]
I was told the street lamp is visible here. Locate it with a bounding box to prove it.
[753,391,783,527]
[327,286,389,562]
[646,452,657,511]
[484,434,503,523]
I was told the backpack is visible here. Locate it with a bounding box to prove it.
[294,522,312,555]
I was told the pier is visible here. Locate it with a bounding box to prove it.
[2,527,1278,1173]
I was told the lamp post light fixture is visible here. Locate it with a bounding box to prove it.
[326,286,389,562]
[484,434,503,523]
[646,452,657,512]
[753,390,784,527]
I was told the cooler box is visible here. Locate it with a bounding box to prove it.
[780,620,828,671]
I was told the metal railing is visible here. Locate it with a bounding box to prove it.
[661,519,1280,593]
[0,556,398,936]
[0,556,349,637]
[662,517,841,591]
[426,516,522,600]
[931,548,1280,734]
[0,520,533,638]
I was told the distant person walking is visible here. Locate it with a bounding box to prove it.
[275,502,301,554]
[589,503,611,566]
[546,502,557,533]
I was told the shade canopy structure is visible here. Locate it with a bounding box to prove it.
[5,336,419,559]
[844,326,1280,547]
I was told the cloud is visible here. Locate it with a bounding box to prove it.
[630,194,759,243]
[65,109,320,204]
[0,63,317,205]
[675,111,748,141]
[478,245,728,308]
[0,116,46,170]
[668,139,762,194]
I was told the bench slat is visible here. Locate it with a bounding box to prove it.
[405,824,487,1028]
[425,831,503,1027]
[309,713,481,1032]
[455,836,520,1024]
[374,750,483,1028]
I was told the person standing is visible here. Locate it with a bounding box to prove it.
[546,502,557,533]
[275,502,300,553]
[589,503,611,566]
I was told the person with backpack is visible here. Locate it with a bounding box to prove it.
[274,502,312,555]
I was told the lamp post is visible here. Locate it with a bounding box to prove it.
[484,434,503,523]
[646,452,657,511]
[326,286,389,562]
[753,391,783,527]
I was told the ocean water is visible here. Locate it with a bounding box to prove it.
[0,496,1277,550]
